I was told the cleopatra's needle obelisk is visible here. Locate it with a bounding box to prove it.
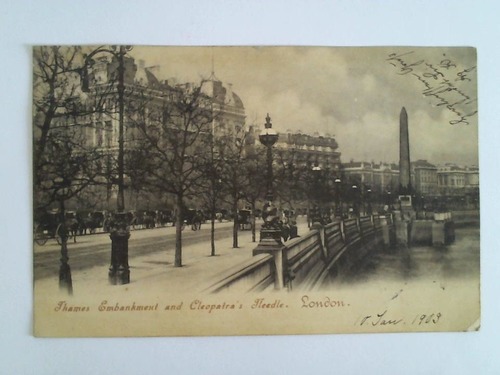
[399,107,411,194]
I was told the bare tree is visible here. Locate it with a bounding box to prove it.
[197,133,226,256]
[35,122,101,207]
[33,46,120,291]
[33,46,114,188]
[129,81,214,267]
[34,110,101,293]
[239,142,268,242]
[218,126,254,249]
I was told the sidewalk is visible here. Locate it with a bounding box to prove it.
[35,220,310,298]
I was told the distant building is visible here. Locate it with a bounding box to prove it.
[196,75,246,137]
[342,161,399,194]
[340,158,480,210]
[437,164,479,195]
[411,159,438,195]
[274,131,342,173]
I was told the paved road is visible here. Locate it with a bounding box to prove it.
[34,221,259,280]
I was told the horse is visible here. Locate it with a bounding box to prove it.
[127,211,138,229]
[78,214,101,234]
[142,212,156,229]
[67,217,79,243]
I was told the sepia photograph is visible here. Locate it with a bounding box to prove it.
[33,46,480,337]
[3,0,500,373]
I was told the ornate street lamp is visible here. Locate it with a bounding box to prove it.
[82,45,133,285]
[253,114,284,289]
[259,114,279,201]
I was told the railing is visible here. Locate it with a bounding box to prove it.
[359,216,374,235]
[324,222,344,259]
[205,210,466,292]
[284,230,324,289]
[206,214,389,293]
[203,253,275,293]
[343,218,361,244]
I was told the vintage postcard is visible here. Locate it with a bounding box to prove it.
[33,46,479,337]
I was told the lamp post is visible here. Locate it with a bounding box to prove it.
[253,114,284,289]
[260,114,279,202]
[386,190,392,211]
[82,45,132,285]
[258,114,279,228]
[334,177,342,219]
[311,165,322,224]
[366,187,372,216]
[351,184,359,217]
[53,176,73,294]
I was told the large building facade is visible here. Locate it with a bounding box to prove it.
[341,161,400,193]
[412,159,438,195]
[437,164,479,193]
[274,131,342,172]
[68,54,247,211]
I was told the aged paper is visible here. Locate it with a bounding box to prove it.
[33,46,479,337]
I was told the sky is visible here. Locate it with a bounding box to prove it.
[131,46,478,166]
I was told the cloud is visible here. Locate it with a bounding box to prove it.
[338,111,399,163]
[130,46,478,166]
[410,109,478,165]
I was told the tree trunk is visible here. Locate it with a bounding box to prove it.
[251,200,256,243]
[174,194,183,267]
[210,197,216,256]
[210,217,216,256]
[232,199,238,248]
[58,198,73,294]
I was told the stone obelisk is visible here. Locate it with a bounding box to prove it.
[399,107,411,194]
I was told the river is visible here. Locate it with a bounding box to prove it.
[343,225,480,285]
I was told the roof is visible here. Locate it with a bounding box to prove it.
[411,159,437,169]
[281,132,338,149]
[343,162,363,168]
[201,79,245,110]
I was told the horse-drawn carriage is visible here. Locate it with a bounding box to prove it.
[34,209,79,245]
[139,210,157,229]
[78,210,109,234]
[238,209,253,230]
[155,210,173,227]
[216,209,232,222]
[181,209,204,231]
[126,210,157,229]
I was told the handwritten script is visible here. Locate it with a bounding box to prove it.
[387,51,477,125]
[357,309,442,328]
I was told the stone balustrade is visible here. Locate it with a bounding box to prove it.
[204,210,475,293]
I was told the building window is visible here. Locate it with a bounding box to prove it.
[105,121,112,148]
[96,122,103,147]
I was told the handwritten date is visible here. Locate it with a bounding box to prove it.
[412,312,442,325]
[358,310,442,327]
